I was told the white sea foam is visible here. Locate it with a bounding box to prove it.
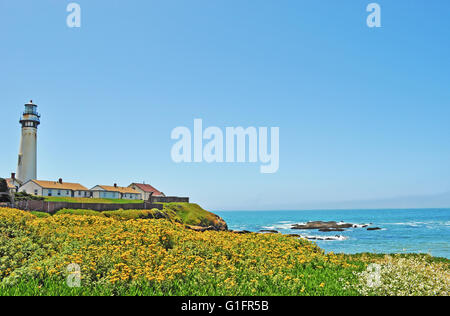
[386,222,424,227]
[262,223,294,230]
[385,221,450,228]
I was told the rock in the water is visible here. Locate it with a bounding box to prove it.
[259,229,280,234]
[367,227,382,231]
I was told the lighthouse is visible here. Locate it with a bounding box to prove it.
[17,100,40,183]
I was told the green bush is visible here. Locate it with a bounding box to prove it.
[102,209,168,220]
[0,178,11,203]
[162,203,227,229]
[14,192,45,201]
[30,211,50,218]
[54,209,105,217]
[0,178,8,193]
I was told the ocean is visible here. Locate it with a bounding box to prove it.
[215,209,450,259]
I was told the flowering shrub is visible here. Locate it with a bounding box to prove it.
[350,255,449,296]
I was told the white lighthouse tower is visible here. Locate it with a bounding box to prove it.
[17,100,41,184]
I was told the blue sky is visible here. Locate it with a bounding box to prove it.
[1,0,449,210]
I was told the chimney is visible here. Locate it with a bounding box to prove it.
[11,173,15,180]
[58,178,63,184]
[114,183,117,188]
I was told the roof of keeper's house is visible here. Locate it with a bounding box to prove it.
[32,180,89,191]
[130,183,163,196]
[96,185,140,195]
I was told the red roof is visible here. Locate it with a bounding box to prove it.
[132,183,164,196]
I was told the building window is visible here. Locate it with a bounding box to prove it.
[48,190,52,196]
[58,190,61,196]
[34,190,38,195]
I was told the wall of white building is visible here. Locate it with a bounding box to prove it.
[129,186,151,201]
[90,186,141,200]
[122,193,141,200]
[90,186,121,199]
[42,188,72,197]
[19,181,42,196]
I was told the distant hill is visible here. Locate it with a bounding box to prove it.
[253,191,450,211]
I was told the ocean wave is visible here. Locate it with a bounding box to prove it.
[262,223,297,230]
[383,221,449,227]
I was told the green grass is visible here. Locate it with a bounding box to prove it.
[30,211,51,218]
[54,209,106,217]
[162,203,227,229]
[0,267,362,296]
[43,196,144,204]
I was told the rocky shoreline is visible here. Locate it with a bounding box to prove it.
[187,219,383,242]
[290,221,381,232]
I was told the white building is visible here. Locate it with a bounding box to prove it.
[90,184,142,200]
[6,173,22,194]
[19,179,90,198]
[17,100,40,184]
[128,183,165,201]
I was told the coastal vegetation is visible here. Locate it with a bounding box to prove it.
[0,207,448,296]
[48,203,227,230]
